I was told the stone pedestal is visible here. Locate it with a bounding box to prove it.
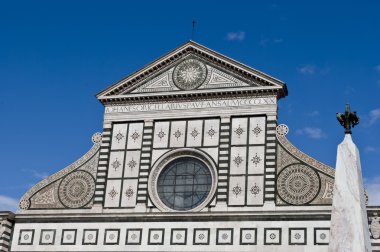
[328,134,371,252]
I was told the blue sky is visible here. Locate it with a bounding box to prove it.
[1,1,380,211]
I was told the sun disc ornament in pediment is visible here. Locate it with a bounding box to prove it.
[172,58,208,90]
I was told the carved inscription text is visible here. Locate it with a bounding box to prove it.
[105,97,276,114]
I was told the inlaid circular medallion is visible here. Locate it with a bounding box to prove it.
[92,132,102,144]
[58,170,95,208]
[276,124,289,136]
[277,164,320,205]
[172,59,207,90]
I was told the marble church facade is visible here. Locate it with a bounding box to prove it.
[1,41,380,251]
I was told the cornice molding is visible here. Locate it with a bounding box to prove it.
[96,41,287,104]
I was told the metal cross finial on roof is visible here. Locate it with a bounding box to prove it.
[336,103,360,134]
[192,19,196,40]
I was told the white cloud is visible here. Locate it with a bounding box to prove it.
[259,36,283,47]
[0,195,19,211]
[364,146,379,153]
[296,127,327,139]
[22,169,48,180]
[365,176,380,206]
[307,110,320,117]
[226,31,245,41]
[369,108,380,125]
[298,64,316,75]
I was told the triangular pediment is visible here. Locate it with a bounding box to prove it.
[131,54,251,94]
[96,41,287,103]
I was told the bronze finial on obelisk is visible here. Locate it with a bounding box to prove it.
[329,104,371,252]
[336,103,359,134]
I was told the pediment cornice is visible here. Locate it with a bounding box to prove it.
[96,41,287,104]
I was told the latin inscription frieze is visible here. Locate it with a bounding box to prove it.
[105,97,276,114]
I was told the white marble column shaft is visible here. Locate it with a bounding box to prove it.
[328,134,371,252]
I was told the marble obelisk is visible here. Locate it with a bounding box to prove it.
[328,133,371,251]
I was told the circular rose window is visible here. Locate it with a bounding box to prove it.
[148,149,217,212]
[157,157,212,211]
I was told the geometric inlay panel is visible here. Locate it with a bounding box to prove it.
[249,116,266,145]
[169,121,186,148]
[240,228,257,245]
[246,175,264,205]
[186,120,203,147]
[82,229,98,245]
[289,228,306,245]
[18,229,34,245]
[314,228,329,245]
[104,229,120,245]
[231,117,248,145]
[126,229,142,245]
[111,123,128,150]
[228,176,246,206]
[170,229,187,245]
[230,147,247,175]
[148,229,164,245]
[104,179,122,207]
[39,229,55,245]
[247,146,265,174]
[264,228,281,245]
[61,229,77,245]
[203,119,220,146]
[216,228,233,245]
[193,228,210,245]
[127,123,144,150]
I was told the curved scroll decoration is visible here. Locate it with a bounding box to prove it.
[276,124,335,177]
[18,133,102,210]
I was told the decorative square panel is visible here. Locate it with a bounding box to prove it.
[104,229,120,245]
[124,150,141,178]
[228,176,246,206]
[246,175,264,205]
[203,119,220,146]
[120,179,138,207]
[314,228,329,245]
[249,116,266,145]
[111,123,128,150]
[240,228,257,245]
[230,146,247,175]
[171,229,187,245]
[127,123,144,149]
[231,117,248,145]
[169,121,186,148]
[18,229,34,245]
[193,228,210,245]
[104,179,122,207]
[40,229,55,245]
[186,120,203,147]
[264,228,281,245]
[82,229,98,245]
[61,229,77,245]
[247,146,265,174]
[108,151,125,178]
[289,228,306,245]
[126,229,142,245]
[216,228,233,245]
[148,228,164,245]
[153,121,170,148]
